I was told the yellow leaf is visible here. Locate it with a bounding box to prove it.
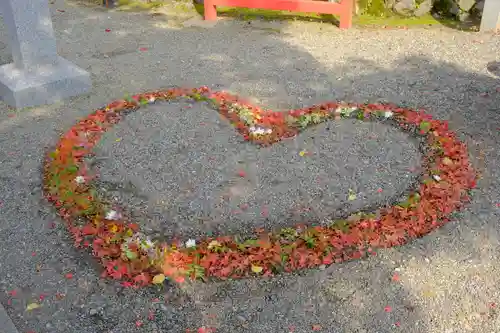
[442,157,453,165]
[208,240,221,249]
[152,274,166,284]
[26,302,41,311]
[348,189,357,201]
[422,289,436,298]
[299,151,306,157]
[251,264,263,274]
[115,138,122,142]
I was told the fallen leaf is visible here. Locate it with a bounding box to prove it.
[115,138,122,142]
[7,114,15,118]
[139,47,148,52]
[26,302,41,311]
[261,207,269,217]
[392,273,400,282]
[348,189,357,201]
[377,188,383,193]
[136,320,143,327]
[384,305,392,313]
[148,310,155,320]
[237,170,246,177]
[152,274,166,284]
[57,9,65,12]
[105,29,111,32]
[312,324,322,331]
[442,157,453,166]
[65,273,73,279]
[55,293,65,300]
[299,150,307,156]
[251,265,263,273]
[395,322,401,327]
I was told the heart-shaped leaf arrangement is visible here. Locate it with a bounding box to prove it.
[43,86,476,287]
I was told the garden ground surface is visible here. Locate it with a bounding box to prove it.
[0,0,500,332]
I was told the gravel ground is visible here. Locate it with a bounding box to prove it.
[92,99,420,240]
[0,1,499,332]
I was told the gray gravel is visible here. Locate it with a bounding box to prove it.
[92,99,420,240]
[0,1,499,333]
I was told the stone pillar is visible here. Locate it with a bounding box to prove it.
[480,0,500,32]
[0,0,91,108]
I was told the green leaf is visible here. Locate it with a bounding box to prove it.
[124,94,133,102]
[419,121,431,133]
[356,110,365,120]
[330,219,351,232]
[125,250,137,260]
[65,165,78,174]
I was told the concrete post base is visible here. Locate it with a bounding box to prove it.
[0,57,91,108]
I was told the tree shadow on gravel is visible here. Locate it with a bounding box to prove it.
[0,2,499,332]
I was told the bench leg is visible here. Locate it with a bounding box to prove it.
[339,0,353,29]
[204,0,217,21]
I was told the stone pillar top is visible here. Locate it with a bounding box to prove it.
[0,0,59,70]
[0,0,91,108]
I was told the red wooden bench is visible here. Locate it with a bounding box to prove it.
[203,0,353,29]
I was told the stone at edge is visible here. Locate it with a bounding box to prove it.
[0,0,91,109]
[413,0,433,17]
[393,0,415,16]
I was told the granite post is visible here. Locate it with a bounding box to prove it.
[0,0,91,108]
[480,0,500,32]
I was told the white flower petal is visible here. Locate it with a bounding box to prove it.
[105,210,120,220]
[384,111,394,118]
[432,175,441,182]
[75,176,85,184]
[185,239,196,248]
